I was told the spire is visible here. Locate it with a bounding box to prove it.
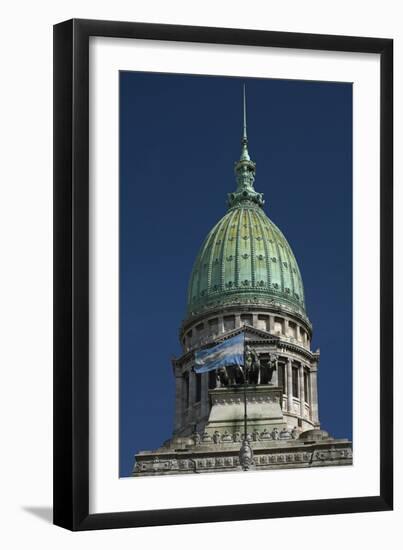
[227,84,265,209]
[240,84,250,161]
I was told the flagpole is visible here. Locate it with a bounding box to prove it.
[239,331,253,471]
[243,339,247,441]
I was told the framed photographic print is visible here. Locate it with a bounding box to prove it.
[53,19,393,530]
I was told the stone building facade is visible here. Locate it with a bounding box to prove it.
[133,90,352,476]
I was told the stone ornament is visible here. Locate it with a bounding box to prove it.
[213,431,221,444]
[201,431,212,443]
[239,439,254,470]
[260,428,272,440]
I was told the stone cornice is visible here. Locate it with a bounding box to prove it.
[133,440,353,475]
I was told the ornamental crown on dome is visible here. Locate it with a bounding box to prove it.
[228,85,265,209]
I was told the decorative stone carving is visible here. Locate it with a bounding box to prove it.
[216,366,229,388]
[252,430,261,441]
[135,442,353,475]
[201,431,212,443]
[272,427,279,440]
[260,353,277,384]
[239,439,254,470]
[280,428,291,440]
[244,344,261,384]
[213,430,221,444]
[222,430,233,442]
[291,426,299,440]
[260,428,272,440]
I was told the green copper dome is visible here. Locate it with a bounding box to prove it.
[186,87,306,319]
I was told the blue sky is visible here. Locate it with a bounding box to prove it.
[119,72,352,477]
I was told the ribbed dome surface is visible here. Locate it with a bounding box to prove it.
[187,203,306,318]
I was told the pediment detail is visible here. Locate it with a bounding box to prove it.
[214,325,280,344]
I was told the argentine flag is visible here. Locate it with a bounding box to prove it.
[194,333,245,374]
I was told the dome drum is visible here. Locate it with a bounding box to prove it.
[180,305,312,355]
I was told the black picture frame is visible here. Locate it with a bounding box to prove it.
[53,18,393,531]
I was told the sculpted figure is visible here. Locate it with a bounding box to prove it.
[225,365,235,386]
[213,430,221,444]
[216,366,229,387]
[280,427,291,439]
[234,364,244,385]
[291,426,299,440]
[244,344,253,383]
[244,344,261,384]
[201,431,212,443]
[222,430,233,442]
[260,428,272,440]
[261,353,278,384]
[268,353,278,382]
[192,430,201,445]
[249,349,261,384]
[252,429,261,441]
[272,427,279,440]
[233,431,241,443]
[239,439,254,470]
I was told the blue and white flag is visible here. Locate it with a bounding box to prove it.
[194,333,245,374]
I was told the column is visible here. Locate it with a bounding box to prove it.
[299,363,305,419]
[284,318,290,338]
[235,314,241,328]
[286,358,293,412]
[252,313,258,329]
[201,372,209,417]
[269,315,275,334]
[310,366,320,425]
[189,370,195,408]
[174,374,183,431]
[297,325,302,343]
[219,316,225,334]
[181,372,189,426]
